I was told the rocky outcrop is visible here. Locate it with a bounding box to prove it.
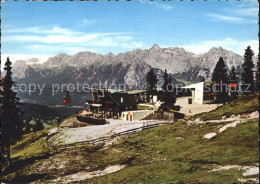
[13,45,247,82]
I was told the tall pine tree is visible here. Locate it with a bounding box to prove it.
[212,57,229,83]
[24,119,31,134]
[161,70,176,110]
[229,66,238,99]
[255,53,259,91]
[1,57,23,165]
[212,57,229,102]
[33,119,44,132]
[162,69,169,92]
[0,51,2,163]
[242,46,255,93]
[146,69,158,102]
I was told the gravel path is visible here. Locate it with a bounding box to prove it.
[50,119,168,145]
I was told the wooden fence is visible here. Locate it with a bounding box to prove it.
[49,121,170,151]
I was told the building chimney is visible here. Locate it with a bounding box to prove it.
[121,97,124,103]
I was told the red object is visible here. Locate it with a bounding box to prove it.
[63,91,71,104]
[208,92,216,96]
[64,99,71,104]
[230,83,236,88]
[105,100,113,104]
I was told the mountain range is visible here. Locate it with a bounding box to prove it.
[10,45,255,105]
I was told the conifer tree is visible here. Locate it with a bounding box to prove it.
[255,53,259,91]
[242,46,255,93]
[162,69,169,92]
[24,119,31,134]
[146,69,158,102]
[0,52,2,161]
[212,57,229,102]
[161,70,176,110]
[33,119,44,132]
[164,76,176,110]
[229,66,238,99]
[229,66,237,82]
[0,57,23,165]
[212,57,229,83]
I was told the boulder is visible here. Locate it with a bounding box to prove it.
[242,167,259,176]
[195,118,201,122]
[219,121,240,133]
[249,111,259,119]
[234,114,241,120]
[203,132,217,139]
[230,114,236,119]
[241,113,250,118]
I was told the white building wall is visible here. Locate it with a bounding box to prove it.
[121,110,154,121]
[193,82,204,104]
[152,95,158,103]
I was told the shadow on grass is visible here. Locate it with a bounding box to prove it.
[1,153,52,180]
[120,156,135,166]
[3,173,47,183]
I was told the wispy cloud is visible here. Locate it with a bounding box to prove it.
[206,1,258,24]
[2,25,144,56]
[206,13,257,24]
[5,26,81,35]
[237,0,259,8]
[78,19,97,28]
[150,2,173,11]
[233,7,258,17]
[3,32,141,47]
[1,54,53,71]
[26,45,92,55]
[207,13,243,22]
[1,54,52,63]
[177,38,259,55]
[4,33,106,44]
[140,1,173,11]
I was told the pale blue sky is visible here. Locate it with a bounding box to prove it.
[1,0,259,64]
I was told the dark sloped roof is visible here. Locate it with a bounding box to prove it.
[107,92,137,107]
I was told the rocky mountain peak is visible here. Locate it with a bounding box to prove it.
[150,44,161,50]
[11,45,249,105]
[208,47,225,53]
[25,58,41,66]
[11,46,246,85]
[55,53,69,58]
[105,52,115,57]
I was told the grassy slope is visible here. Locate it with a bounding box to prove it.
[87,119,258,183]
[1,93,259,183]
[195,92,259,120]
[137,105,154,110]
[2,118,258,183]
[7,128,53,164]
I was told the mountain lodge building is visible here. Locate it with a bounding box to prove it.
[100,92,137,118]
